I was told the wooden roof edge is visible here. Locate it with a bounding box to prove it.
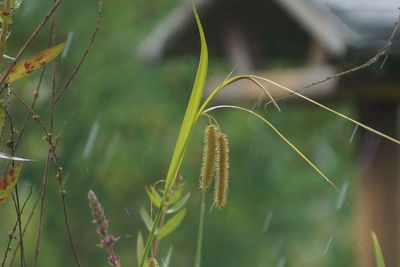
[275,0,360,57]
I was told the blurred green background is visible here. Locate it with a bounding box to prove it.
[0,0,358,266]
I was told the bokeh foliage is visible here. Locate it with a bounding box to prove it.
[0,0,357,266]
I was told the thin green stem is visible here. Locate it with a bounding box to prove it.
[204,105,341,192]
[139,193,168,267]
[252,75,400,145]
[140,3,208,265]
[194,191,206,267]
[197,74,400,146]
[0,0,11,68]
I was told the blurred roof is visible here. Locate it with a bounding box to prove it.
[278,0,400,53]
[137,0,400,62]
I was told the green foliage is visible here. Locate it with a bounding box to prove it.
[141,182,190,241]
[146,186,162,208]
[1,0,393,266]
[167,192,190,214]
[372,232,386,267]
[158,208,186,239]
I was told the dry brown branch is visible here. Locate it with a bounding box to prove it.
[270,13,400,103]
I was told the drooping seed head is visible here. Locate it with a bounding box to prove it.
[199,125,219,190]
[214,132,230,208]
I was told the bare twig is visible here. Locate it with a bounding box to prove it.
[12,90,82,267]
[33,17,58,267]
[270,13,400,103]
[9,186,34,267]
[0,0,62,90]
[2,106,26,266]
[1,186,32,267]
[55,0,104,103]
[32,152,52,267]
[11,188,26,267]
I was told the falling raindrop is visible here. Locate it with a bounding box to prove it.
[83,121,100,159]
[336,182,348,210]
[323,235,333,255]
[252,91,265,111]
[62,32,74,59]
[208,202,215,213]
[125,208,130,216]
[380,54,389,70]
[104,133,120,162]
[349,125,359,144]
[262,210,274,232]
[248,144,254,152]
[276,257,286,267]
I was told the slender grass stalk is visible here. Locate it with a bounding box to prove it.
[194,190,206,267]
[139,2,208,266]
[252,75,400,145]
[139,193,168,267]
[204,105,341,193]
[197,74,400,146]
[372,231,386,267]
[140,3,400,267]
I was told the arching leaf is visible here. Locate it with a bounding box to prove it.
[6,42,66,83]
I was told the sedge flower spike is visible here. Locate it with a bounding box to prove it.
[214,132,230,208]
[199,125,219,190]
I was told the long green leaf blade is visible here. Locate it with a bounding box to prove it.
[164,1,208,189]
[139,3,208,266]
[372,231,386,267]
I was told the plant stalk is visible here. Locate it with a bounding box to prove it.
[0,0,11,68]
[194,191,206,267]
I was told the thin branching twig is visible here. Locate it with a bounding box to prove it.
[55,0,104,103]
[0,0,63,90]
[270,13,400,103]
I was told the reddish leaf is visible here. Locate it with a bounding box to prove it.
[0,8,12,24]
[0,163,23,204]
[6,42,66,83]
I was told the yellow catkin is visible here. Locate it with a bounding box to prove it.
[214,132,229,208]
[148,257,159,267]
[199,125,219,190]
